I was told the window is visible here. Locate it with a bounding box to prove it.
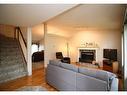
[32,44,38,54]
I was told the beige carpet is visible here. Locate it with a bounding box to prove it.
[16,86,47,91]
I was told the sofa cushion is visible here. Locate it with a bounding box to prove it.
[79,67,117,91]
[49,60,61,66]
[78,67,111,82]
[60,63,78,72]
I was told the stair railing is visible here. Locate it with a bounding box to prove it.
[15,27,27,62]
[15,27,27,47]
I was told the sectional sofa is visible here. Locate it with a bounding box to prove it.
[46,60,118,91]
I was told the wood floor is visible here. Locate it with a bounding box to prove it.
[0,62,124,91]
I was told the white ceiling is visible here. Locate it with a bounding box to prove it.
[0,4,126,42]
[0,4,77,42]
[0,4,76,27]
[47,4,126,37]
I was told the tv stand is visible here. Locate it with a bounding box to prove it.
[103,60,112,72]
[103,60,119,73]
[103,59,113,65]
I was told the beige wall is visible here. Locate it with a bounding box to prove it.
[44,28,122,67]
[39,38,44,51]
[68,29,122,64]
[47,25,71,37]
[0,24,15,38]
[20,26,27,42]
[44,33,67,67]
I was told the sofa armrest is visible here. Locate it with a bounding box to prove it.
[110,77,119,91]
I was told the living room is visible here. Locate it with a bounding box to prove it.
[0,3,127,92]
[43,4,125,91]
[45,4,123,72]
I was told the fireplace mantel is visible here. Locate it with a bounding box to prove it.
[78,47,98,50]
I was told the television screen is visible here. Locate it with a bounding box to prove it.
[103,49,117,61]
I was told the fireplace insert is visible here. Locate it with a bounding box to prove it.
[79,50,96,63]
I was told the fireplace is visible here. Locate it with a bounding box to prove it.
[79,49,96,63]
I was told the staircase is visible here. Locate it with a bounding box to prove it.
[0,34,27,83]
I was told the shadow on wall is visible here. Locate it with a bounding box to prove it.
[125,78,127,90]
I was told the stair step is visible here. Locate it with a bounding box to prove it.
[0,66,26,77]
[0,43,18,47]
[0,56,25,63]
[0,51,21,56]
[0,59,25,66]
[0,44,19,48]
[0,63,26,72]
[0,40,18,44]
[0,55,23,61]
[0,42,18,47]
[0,47,19,52]
[0,71,27,83]
[0,34,27,83]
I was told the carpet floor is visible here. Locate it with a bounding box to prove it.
[16,86,47,91]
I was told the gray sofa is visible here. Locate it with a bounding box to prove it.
[46,60,118,91]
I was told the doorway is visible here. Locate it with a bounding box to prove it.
[31,24,45,70]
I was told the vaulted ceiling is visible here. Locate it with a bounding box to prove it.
[47,4,126,37]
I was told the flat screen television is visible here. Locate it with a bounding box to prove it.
[103,49,117,61]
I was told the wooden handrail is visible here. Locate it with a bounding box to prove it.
[15,27,27,65]
[16,27,27,47]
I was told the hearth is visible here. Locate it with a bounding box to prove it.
[79,49,96,63]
